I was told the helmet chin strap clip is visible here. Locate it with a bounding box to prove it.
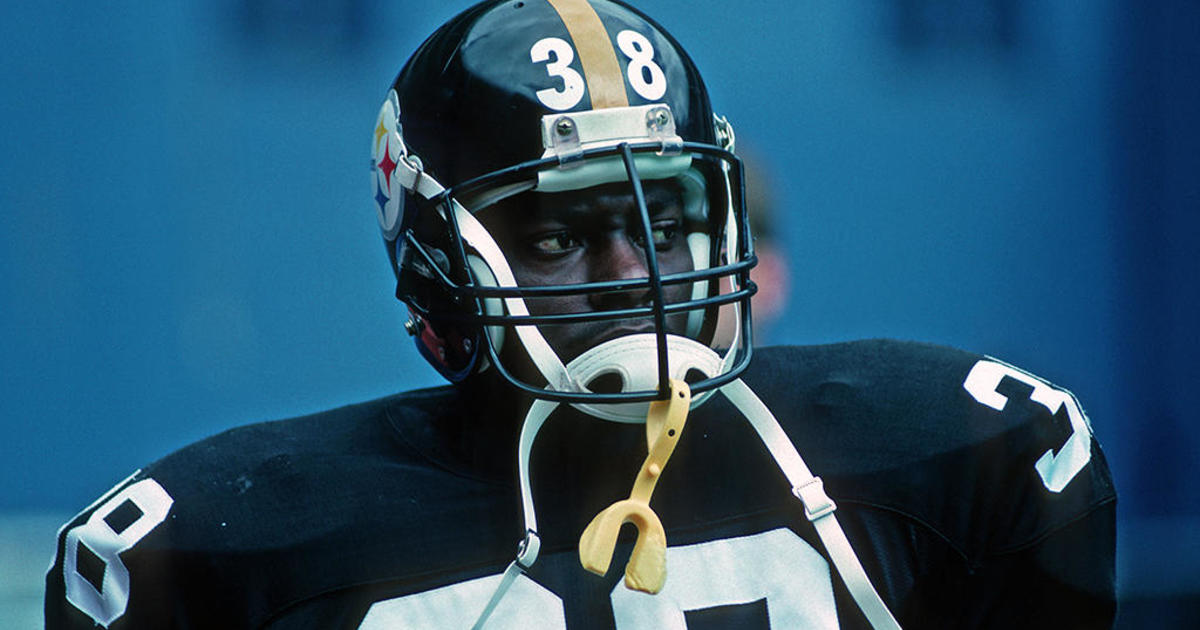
[577,378,691,594]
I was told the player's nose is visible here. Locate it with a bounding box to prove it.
[588,234,652,310]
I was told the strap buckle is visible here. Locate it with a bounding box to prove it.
[516,529,541,570]
[792,476,837,522]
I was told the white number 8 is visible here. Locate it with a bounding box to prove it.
[63,478,173,625]
[616,30,666,101]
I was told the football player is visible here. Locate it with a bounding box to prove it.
[45,1,1116,628]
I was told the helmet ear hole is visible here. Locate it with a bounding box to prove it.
[406,307,481,382]
[398,241,451,281]
[586,371,625,395]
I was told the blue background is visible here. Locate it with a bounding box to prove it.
[2,0,1197,625]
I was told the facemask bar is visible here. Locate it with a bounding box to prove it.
[622,144,671,395]
[398,141,755,403]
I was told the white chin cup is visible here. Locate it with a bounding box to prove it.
[565,333,722,423]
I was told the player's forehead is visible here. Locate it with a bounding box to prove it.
[488,180,686,227]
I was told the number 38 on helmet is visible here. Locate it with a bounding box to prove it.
[370,0,756,415]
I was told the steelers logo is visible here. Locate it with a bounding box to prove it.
[371,90,404,239]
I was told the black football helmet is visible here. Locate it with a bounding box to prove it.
[371,0,755,413]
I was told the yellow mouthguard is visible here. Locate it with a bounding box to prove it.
[578,379,691,593]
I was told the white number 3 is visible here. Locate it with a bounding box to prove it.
[963,359,1093,492]
[63,478,173,625]
[531,37,586,111]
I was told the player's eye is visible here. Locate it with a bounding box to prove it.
[528,231,581,256]
[632,221,679,249]
[651,223,677,246]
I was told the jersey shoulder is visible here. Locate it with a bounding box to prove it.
[744,339,1115,556]
[746,339,1045,452]
[46,386,508,629]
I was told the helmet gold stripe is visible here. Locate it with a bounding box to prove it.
[546,0,629,108]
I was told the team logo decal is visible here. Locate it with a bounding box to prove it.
[371,90,404,238]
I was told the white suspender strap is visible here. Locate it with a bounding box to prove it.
[472,399,558,629]
[807,507,901,630]
[516,399,559,535]
[720,378,902,630]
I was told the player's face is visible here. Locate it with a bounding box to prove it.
[482,181,694,365]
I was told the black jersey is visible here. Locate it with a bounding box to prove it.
[45,340,1116,629]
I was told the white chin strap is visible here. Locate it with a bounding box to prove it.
[565,334,728,422]
[472,376,903,630]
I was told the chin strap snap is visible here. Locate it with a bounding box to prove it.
[577,379,691,593]
[469,530,540,630]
